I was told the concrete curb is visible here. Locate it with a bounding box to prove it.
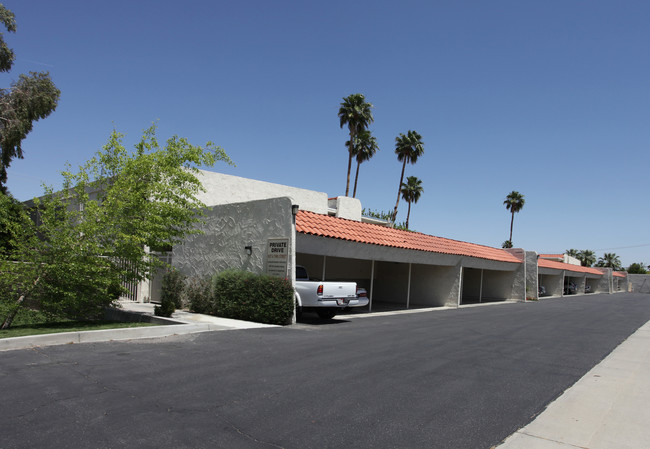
[0,323,243,352]
[0,304,279,352]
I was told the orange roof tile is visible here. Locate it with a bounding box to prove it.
[613,271,627,278]
[538,258,603,275]
[296,210,521,263]
[539,254,564,259]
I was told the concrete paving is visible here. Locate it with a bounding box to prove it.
[498,319,650,448]
[0,300,277,352]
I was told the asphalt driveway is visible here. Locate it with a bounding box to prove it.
[1,293,649,448]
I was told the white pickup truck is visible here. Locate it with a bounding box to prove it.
[295,265,359,319]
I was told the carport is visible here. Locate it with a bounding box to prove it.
[537,259,606,297]
[295,210,522,310]
[460,266,521,304]
[613,271,628,292]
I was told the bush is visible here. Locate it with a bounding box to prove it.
[212,270,294,325]
[163,269,185,308]
[185,276,213,314]
[154,269,185,318]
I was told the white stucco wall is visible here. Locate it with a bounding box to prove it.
[172,197,295,282]
[195,170,329,215]
[334,196,362,221]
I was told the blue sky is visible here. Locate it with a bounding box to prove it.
[3,1,649,266]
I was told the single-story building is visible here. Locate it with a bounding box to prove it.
[135,170,629,312]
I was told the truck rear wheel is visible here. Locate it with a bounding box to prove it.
[317,309,338,319]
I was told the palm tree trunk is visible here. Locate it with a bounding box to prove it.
[345,129,356,196]
[509,211,514,243]
[392,160,407,222]
[406,201,412,229]
[345,153,353,196]
[352,161,361,198]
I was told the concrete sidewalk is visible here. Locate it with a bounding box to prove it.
[498,320,650,448]
[0,301,277,352]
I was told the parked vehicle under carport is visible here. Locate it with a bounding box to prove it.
[294,265,360,319]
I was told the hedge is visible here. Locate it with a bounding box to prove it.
[212,270,294,325]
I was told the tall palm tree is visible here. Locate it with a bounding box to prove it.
[400,176,423,230]
[338,94,374,196]
[349,129,379,198]
[597,253,622,270]
[392,130,424,222]
[503,191,525,244]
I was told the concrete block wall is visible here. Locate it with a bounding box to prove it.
[628,274,650,293]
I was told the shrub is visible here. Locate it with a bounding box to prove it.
[185,276,213,314]
[163,269,186,309]
[212,270,294,325]
[154,269,185,317]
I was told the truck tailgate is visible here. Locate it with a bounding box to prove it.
[321,282,357,299]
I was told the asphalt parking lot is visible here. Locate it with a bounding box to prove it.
[1,293,649,449]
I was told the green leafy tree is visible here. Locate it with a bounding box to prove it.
[627,262,647,274]
[565,249,579,258]
[0,5,60,192]
[361,208,408,230]
[596,253,622,270]
[503,191,525,245]
[0,191,24,253]
[338,94,374,197]
[0,124,232,329]
[502,240,513,249]
[349,129,379,198]
[400,176,423,230]
[392,130,424,223]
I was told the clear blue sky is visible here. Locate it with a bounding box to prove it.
[4,0,649,267]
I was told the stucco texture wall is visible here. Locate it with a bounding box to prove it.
[172,197,295,280]
[629,274,650,293]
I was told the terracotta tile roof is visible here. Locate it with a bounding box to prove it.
[613,271,627,278]
[539,254,564,259]
[296,210,522,263]
[538,258,603,275]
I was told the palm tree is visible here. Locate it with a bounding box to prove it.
[338,94,374,196]
[400,176,423,230]
[565,249,580,258]
[503,191,525,245]
[578,250,596,267]
[392,130,424,222]
[597,253,622,270]
[348,129,379,198]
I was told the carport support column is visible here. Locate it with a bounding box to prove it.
[406,263,412,309]
[321,256,327,281]
[479,269,484,303]
[457,265,464,307]
[369,260,375,313]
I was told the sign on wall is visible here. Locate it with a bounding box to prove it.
[266,238,289,278]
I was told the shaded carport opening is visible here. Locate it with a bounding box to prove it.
[461,268,513,305]
[564,274,582,295]
[295,253,454,313]
[585,275,599,293]
[538,271,563,297]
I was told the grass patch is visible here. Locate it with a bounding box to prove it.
[0,308,158,339]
